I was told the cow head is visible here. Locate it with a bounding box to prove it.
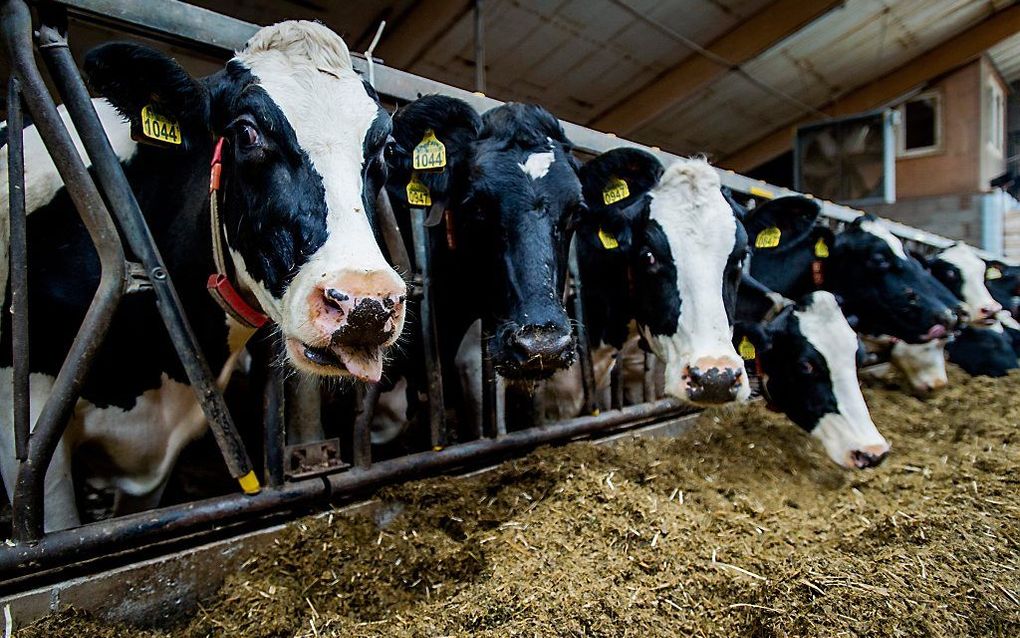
[983,259,1020,319]
[889,339,949,395]
[928,244,1002,326]
[85,22,407,382]
[387,98,579,379]
[744,199,955,343]
[735,292,890,469]
[579,149,749,405]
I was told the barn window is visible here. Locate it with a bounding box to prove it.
[896,92,941,157]
[987,79,1005,154]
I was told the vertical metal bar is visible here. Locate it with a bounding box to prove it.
[643,352,656,403]
[480,319,499,438]
[352,383,380,469]
[568,242,597,414]
[473,0,485,93]
[7,76,30,461]
[35,20,257,491]
[409,208,446,448]
[610,359,623,410]
[262,365,285,488]
[3,0,126,541]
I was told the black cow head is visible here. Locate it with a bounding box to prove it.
[578,148,749,405]
[387,98,579,379]
[745,197,955,343]
[84,22,406,382]
[946,324,1020,377]
[984,259,1020,319]
[735,291,890,469]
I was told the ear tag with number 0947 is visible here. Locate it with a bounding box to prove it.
[412,129,446,171]
[602,176,630,205]
[406,174,432,206]
[755,227,781,249]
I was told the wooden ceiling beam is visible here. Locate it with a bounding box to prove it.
[587,0,844,136]
[374,0,473,71]
[720,2,1020,173]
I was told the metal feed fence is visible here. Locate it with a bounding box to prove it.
[0,0,973,593]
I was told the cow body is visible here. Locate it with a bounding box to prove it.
[1,22,406,530]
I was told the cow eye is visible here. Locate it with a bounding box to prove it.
[384,139,397,162]
[868,255,891,271]
[801,360,814,375]
[238,122,260,149]
[642,250,656,267]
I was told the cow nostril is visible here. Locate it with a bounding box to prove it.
[850,449,889,469]
[686,367,703,383]
[323,288,349,313]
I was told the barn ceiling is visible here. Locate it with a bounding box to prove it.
[16,0,1020,169]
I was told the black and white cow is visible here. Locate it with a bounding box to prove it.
[0,22,407,530]
[734,286,890,469]
[573,148,750,404]
[983,259,1020,319]
[742,197,957,343]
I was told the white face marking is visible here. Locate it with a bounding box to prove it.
[890,339,948,394]
[518,151,555,180]
[232,22,405,363]
[649,159,749,403]
[938,243,999,321]
[796,291,889,467]
[859,218,907,260]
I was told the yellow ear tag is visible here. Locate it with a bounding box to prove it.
[755,227,781,249]
[986,266,1003,280]
[140,104,181,145]
[738,335,756,360]
[814,237,829,259]
[406,173,432,206]
[598,228,619,250]
[602,176,630,205]
[412,129,446,171]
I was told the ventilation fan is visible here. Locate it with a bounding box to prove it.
[794,109,895,205]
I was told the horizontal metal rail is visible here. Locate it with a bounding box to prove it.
[47,0,988,255]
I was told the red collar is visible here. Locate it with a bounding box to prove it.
[205,137,269,329]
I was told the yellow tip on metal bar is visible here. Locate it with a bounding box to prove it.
[238,470,261,495]
[750,186,775,200]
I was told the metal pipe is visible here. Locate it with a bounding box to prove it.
[480,318,499,438]
[7,76,30,461]
[263,364,285,488]
[3,0,127,542]
[352,383,380,470]
[473,0,485,93]
[375,188,412,277]
[410,208,446,448]
[643,351,656,403]
[567,241,597,414]
[36,19,257,488]
[0,398,684,581]
[610,360,623,410]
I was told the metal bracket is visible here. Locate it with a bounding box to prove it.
[124,261,152,294]
[284,438,348,480]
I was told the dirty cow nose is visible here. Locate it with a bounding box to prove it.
[684,363,744,404]
[978,303,1003,321]
[849,446,890,469]
[309,271,405,347]
[509,326,575,364]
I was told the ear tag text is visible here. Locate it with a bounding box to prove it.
[755,226,781,249]
[602,176,630,205]
[406,173,432,207]
[986,266,1003,280]
[738,336,756,360]
[412,129,447,171]
[140,104,181,145]
[598,228,619,250]
[814,237,829,259]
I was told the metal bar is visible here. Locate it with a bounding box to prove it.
[35,19,257,488]
[642,352,656,403]
[262,365,285,489]
[352,384,380,470]
[0,397,684,580]
[375,189,412,277]
[480,319,499,438]
[7,76,30,461]
[610,360,623,410]
[45,0,986,256]
[474,0,485,93]
[3,0,126,542]
[410,208,446,448]
[567,242,597,415]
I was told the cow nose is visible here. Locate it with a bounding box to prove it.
[683,361,744,404]
[509,325,575,365]
[308,270,406,347]
[922,324,947,342]
[978,302,1003,320]
[849,445,890,469]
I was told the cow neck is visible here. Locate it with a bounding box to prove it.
[207,136,270,330]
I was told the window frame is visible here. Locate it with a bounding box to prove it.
[987,78,1005,155]
[896,90,943,158]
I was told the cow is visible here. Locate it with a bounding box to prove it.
[860,336,949,396]
[983,259,1020,319]
[0,21,407,530]
[734,287,890,469]
[741,197,957,343]
[573,148,750,405]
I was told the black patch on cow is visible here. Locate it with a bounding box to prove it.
[947,326,1019,377]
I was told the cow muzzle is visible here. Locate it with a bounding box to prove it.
[496,323,576,379]
[290,270,407,382]
[679,357,745,405]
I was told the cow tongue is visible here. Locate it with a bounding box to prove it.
[332,344,383,383]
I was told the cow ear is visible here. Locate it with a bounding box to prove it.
[743,196,820,251]
[84,42,210,149]
[387,95,480,209]
[733,321,772,359]
[579,148,663,211]
[721,186,749,221]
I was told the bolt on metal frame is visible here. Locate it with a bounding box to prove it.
[0,0,984,591]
